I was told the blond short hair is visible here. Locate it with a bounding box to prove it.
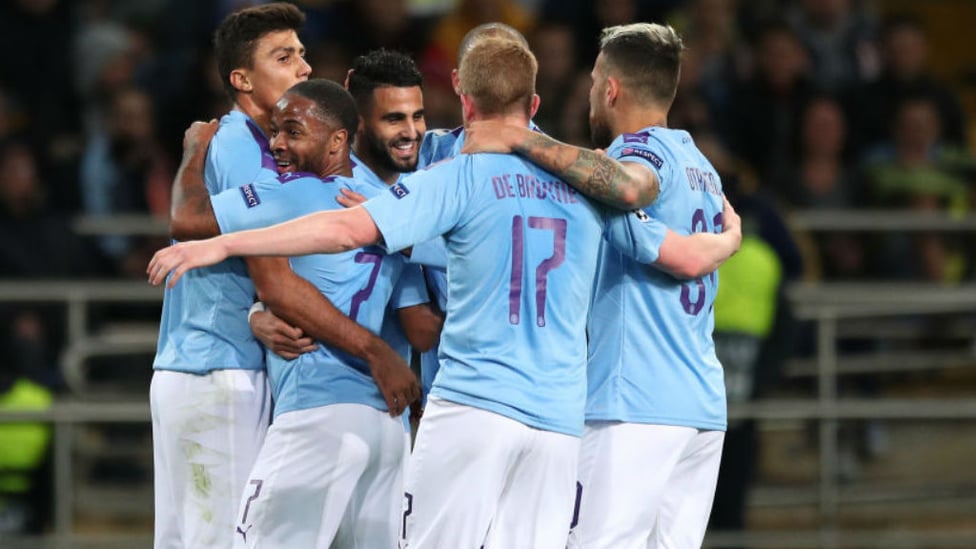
[458,37,537,116]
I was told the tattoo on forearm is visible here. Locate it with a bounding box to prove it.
[515,133,648,207]
[572,150,616,200]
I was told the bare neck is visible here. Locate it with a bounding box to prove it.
[321,154,354,179]
[466,110,530,129]
[352,140,397,186]
[234,97,272,136]
[612,103,669,136]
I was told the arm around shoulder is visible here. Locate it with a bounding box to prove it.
[655,197,741,279]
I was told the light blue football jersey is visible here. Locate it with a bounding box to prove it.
[418,126,465,169]
[413,127,465,398]
[412,124,544,393]
[587,127,727,431]
[362,150,665,437]
[351,152,430,362]
[210,172,408,417]
[152,110,278,374]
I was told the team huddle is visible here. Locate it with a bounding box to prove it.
[147,3,741,548]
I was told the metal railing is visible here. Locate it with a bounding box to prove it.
[4,208,976,545]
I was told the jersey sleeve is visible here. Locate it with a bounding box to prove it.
[390,264,429,309]
[603,208,669,265]
[606,132,672,196]
[361,161,469,254]
[408,237,448,269]
[210,179,307,234]
[204,121,277,194]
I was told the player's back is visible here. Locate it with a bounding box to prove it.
[211,172,407,417]
[153,111,277,374]
[588,127,727,430]
[367,152,606,436]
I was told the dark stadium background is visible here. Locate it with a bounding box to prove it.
[0,0,975,546]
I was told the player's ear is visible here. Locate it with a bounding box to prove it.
[451,68,462,97]
[330,128,348,153]
[460,93,475,122]
[230,69,252,93]
[344,68,354,90]
[606,76,619,107]
[529,94,541,119]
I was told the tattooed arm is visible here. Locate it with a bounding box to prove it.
[462,121,659,210]
[170,120,221,240]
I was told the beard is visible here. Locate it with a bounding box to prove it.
[589,114,613,150]
[362,130,419,174]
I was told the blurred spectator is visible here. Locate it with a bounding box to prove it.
[702,133,802,537]
[0,140,100,410]
[0,360,52,535]
[727,19,818,186]
[307,40,355,85]
[539,0,680,69]
[0,88,16,142]
[671,0,748,133]
[849,14,968,152]
[426,0,533,62]
[79,87,173,278]
[0,143,101,278]
[528,21,579,141]
[420,0,533,110]
[777,95,868,280]
[786,0,879,94]
[0,0,79,142]
[864,95,975,282]
[319,0,434,58]
[74,20,138,135]
[0,0,83,213]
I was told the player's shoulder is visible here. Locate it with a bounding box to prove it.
[419,126,464,166]
[611,127,690,169]
[423,125,464,140]
[209,112,264,157]
[266,170,319,186]
[214,111,254,139]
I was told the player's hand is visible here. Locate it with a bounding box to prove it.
[183,119,219,156]
[461,120,517,154]
[336,187,368,208]
[147,238,229,288]
[721,196,742,253]
[366,341,421,417]
[250,310,318,359]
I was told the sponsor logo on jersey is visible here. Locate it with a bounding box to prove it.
[389,182,410,199]
[239,184,261,208]
[632,208,650,222]
[619,147,664,169]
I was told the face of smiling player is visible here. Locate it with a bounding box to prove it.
[357,85,426,183]
[240,30,312,116]
[269,92,345,178]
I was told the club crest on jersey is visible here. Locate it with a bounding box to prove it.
[239,184,261,208]
[632,208,650,222]
[620,147,664,169]
[389,182,410,199]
